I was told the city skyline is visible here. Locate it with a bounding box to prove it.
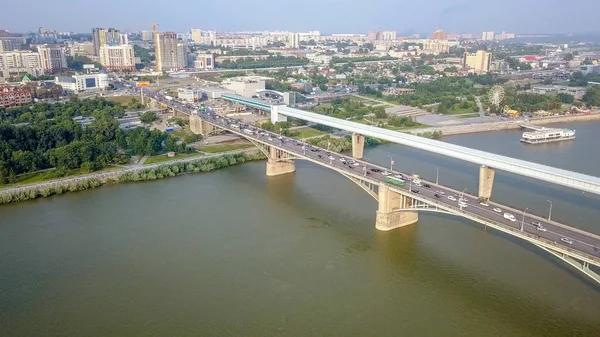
[1,0,599,35]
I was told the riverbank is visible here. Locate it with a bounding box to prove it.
[0,149,264,205]
[409,112,600,136]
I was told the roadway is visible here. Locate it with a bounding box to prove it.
[143,88,600,266]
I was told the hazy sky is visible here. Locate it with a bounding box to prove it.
[2,0,598,34]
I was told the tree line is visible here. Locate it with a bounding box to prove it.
[217,55,309,69]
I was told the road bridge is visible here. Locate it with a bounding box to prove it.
[219,94,600,197]
[141,89,600,285]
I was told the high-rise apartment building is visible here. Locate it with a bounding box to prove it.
[99,44,136,71]
[380,31,397,41]
[191,29,203,44]
[92,28,122,56]
[155,32,188,71]
[463,50,492,73]
[288,33,300,49]
[481,31,495,41]
[141,30,154,41]
[37,45,67,73]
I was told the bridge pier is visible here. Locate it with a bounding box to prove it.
[266,146,295,176]
[270,105,288,124]
[351,133,365,159]
[189,114,216,136]
[478,165,495,201]
[376,185,418,231]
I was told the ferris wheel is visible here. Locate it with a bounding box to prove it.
[488,85,505,107]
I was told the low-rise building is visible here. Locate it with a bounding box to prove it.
[192,53,215,70]
[177,87,206,102]
[222,76,266,97]
[55,73,109,92]
[0,84,32,108]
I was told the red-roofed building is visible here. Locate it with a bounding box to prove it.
[0,84,32,108]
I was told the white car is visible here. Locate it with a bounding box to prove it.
[395,175,403,179]
[447,196,457,201]
[278,136,283,140]
[353,162,360,166]
[536,226,547,232]
[328,156,335,160]
[493,208,502,213]
[268,137,273,141]
[382,171,391,176]
[339,158,346,163]
[479,202,489,206]
[560,237,573,245]
[459,198,469,203]
[458,201,468,208]
[503,213,516,222]
[436,190,446,195]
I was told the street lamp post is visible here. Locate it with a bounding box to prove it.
[461,188,467,201]
[521,207,529,231]
[435,167,439,185]
[547,200,552,221]
[388,155,394,172]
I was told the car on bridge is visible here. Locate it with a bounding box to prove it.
[493,207,502,213]
[504,213,516,222]
[561,237,574,245]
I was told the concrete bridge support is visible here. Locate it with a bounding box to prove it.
[376,185,418,231]
[189,114,216,137]
[266,146,295,176]
[270,105,288,124]
[352,133,365,159]
[478,165,495,201]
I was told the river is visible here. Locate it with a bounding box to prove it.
[1,121,600,336]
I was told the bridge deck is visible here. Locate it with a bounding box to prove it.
[148,91,600,273]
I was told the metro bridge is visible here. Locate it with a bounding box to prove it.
[144,89,600,285]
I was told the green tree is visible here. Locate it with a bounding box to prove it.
[582,86,600,107]
[140,111,157,124]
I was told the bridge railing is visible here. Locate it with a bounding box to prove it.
[428,197,600,266]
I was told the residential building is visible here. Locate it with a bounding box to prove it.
[481,31,495,41]
[222,76,266,97]
[192,53,214,70]
[288,33,300,49]
[37,45,67,73]
[380,31,397,41]
[463,50,492,73]
[55,73,109,92]
[68,41,95,56]
[92,28,122,56]
[191,29,203,44]
[99,44,136,71]
[141,30,154,42]
[0,51,43,78]
[155,32,188,71]
[0,35,26,52]
[422,39,450,54]
[432,30,448,40]
[580,64,600,75]
[495,32,516,40]
[0,84,32,108]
